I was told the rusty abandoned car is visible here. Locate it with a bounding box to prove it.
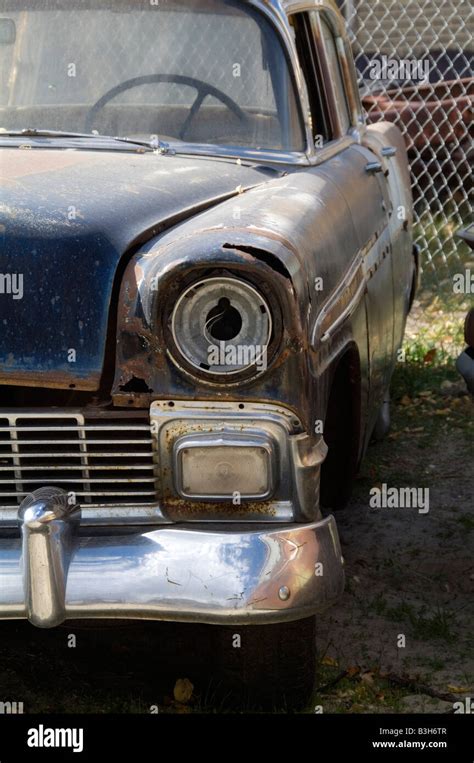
[0,0,417,705]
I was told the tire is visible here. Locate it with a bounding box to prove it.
[464,308,474,347]
[320,363,357,509]
[212,616,317,710]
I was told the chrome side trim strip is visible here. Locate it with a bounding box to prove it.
[312,254,366,346]
[312,226,392,346]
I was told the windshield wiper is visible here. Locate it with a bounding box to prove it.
[111,135,175,153]
[0,128,173,153]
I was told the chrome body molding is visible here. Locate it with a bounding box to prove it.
[312,254,366,346]
[311,226,394,347]
[1,490,344,626]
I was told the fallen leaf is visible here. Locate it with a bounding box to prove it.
[175,704,192,713]
[347,666,360,677]
[447,685,470,693]
[423,349,437,364]
[173,678,194,704]
[322,656,338,667]
[400,395,412,406]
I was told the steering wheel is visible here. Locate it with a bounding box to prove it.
[84,73,248,140]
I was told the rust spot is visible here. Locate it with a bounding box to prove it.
[164,497,277,520]
[0,369,101,391]
[222,242,291,279]
[119,376,153,393]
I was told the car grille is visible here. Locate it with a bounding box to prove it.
[0,410,158,510]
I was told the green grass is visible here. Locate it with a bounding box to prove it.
[310,664,409,713]
[413,205,473,296]
[396,205,472,398]
[385,603,456,642]
[359,596,456,642]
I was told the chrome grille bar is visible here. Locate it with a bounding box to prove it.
[0,465,155,471]
[0,439,154,445]
[0,425,152,432]
[1,491,157,497]
[0,452,154,458]
[0,410,159,521]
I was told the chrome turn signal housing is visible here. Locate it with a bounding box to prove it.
[174,433,275,500]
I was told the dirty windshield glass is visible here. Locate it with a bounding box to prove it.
[0,0,305,151]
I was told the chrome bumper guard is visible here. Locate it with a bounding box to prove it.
[0,491,344,627]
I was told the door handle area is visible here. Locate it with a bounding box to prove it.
[365,161,383,174]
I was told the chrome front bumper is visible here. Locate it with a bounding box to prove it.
[0,493,344,627]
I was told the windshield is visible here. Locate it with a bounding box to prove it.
[0,0,305,152]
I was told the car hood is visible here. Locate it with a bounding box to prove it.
[0,147,271,390]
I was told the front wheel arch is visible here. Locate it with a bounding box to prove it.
[320,348,361,510]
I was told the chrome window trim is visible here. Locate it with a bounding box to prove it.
[169,133,356,167]
[276,0,366,153]
[165,0,363,165]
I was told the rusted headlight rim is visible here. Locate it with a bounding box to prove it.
[163,270,283,385]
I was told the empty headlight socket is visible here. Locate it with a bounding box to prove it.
[162,267,284,385]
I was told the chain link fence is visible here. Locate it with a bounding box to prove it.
[337,0,473,288]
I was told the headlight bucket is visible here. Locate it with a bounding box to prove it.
[168,275,275,381]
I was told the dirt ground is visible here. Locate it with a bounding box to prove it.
[0,304,472,714]
[312,298,473,713]
[315,396,473,713]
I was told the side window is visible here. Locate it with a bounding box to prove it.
[318,16,351,134]
[289,13,331,146]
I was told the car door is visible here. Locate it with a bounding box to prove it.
[313,12,394,427]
